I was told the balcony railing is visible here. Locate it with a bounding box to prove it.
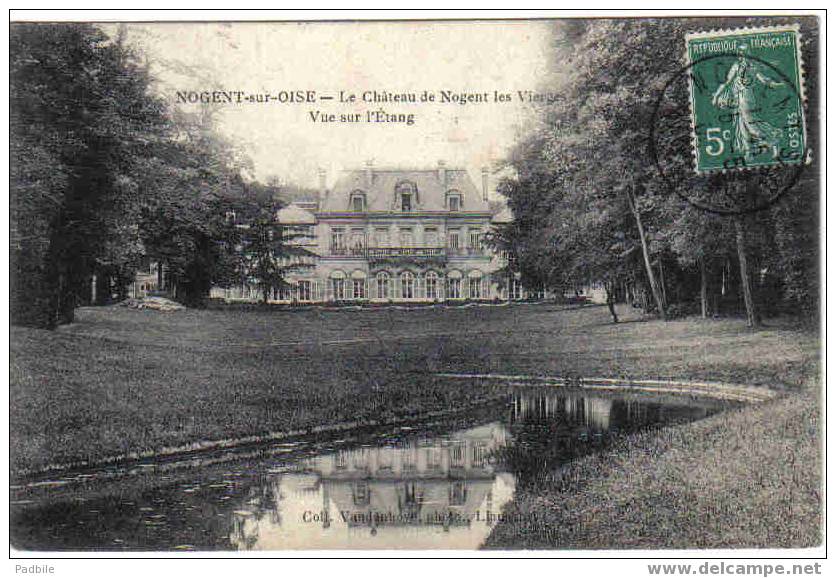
[366,247,447,259]
[328,246,370,257]
[328,245,488,259]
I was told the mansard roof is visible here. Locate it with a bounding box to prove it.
[321,167,490,213]
[276,203,317,224]
[491,204,514,224]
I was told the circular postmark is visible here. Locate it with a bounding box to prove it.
[649,51,809,215]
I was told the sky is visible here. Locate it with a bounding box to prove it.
[118,20,554,196]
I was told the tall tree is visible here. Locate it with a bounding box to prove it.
[665,203,735,318]
[11,23,168,327]
[500,17,818,325]
[236,194,317,305]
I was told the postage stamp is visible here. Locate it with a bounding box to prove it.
[685,25,806,173]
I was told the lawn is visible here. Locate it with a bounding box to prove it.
[483,386,821,549]
[11,302,818,476]
[10,301,822,547]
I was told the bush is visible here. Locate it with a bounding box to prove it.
[665,301,700,319]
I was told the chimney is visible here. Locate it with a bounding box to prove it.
[481,167,490,202]
[317,167,327,208]
[437,160,447,185]
[317,168,327,196]
[364,159,374,188]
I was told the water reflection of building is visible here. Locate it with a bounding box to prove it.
[512,393,614,431]
[510,391,711,433]
[229,392,715,550]
[229,423,515,550]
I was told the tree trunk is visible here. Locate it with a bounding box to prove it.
[94,270,110,305]
[700,257,709,318]
[658,258,668,309]
[626,188,667,320]
[734,217,760,328]
[605,281,619,323]
[58,284,76,325]
[44,228,77,328]
[54,265,77,326]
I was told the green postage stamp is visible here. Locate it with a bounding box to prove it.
[685,25,806,173]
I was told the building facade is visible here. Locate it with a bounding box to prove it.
[214,162,527,304]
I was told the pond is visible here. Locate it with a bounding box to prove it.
[10,388,732,551]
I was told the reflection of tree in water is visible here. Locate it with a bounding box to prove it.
[231,514,260,551]
[497,425,605,490]
[231,475,281,549]
[226,478,285,549]
[496,393,678,490]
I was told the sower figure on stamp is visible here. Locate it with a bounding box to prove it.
[712,44,785,160]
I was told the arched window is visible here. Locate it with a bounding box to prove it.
[510,277,523,300]
[376,272,391,300]
[425,271,439,300]
[330,270,347,301]
[350,191,366,212]
[351,270,367,300]
[468,271,483,299]
[400,271,415,300]
[297,280,312,302]
[447,270,463,300]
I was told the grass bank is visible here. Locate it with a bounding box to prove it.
[483,386,821,549]
[11,303,819,480]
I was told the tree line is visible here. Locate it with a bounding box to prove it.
[494,17,819,326]
[10,24,309,328]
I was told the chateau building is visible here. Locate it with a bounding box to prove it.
[214,162,525,303]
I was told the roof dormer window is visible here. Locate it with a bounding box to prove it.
[446,191,462,212]
[395,181,418,212]
[401,192,412,212]
[350,191,366,212]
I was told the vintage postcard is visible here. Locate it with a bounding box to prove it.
[8,11,823,564]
